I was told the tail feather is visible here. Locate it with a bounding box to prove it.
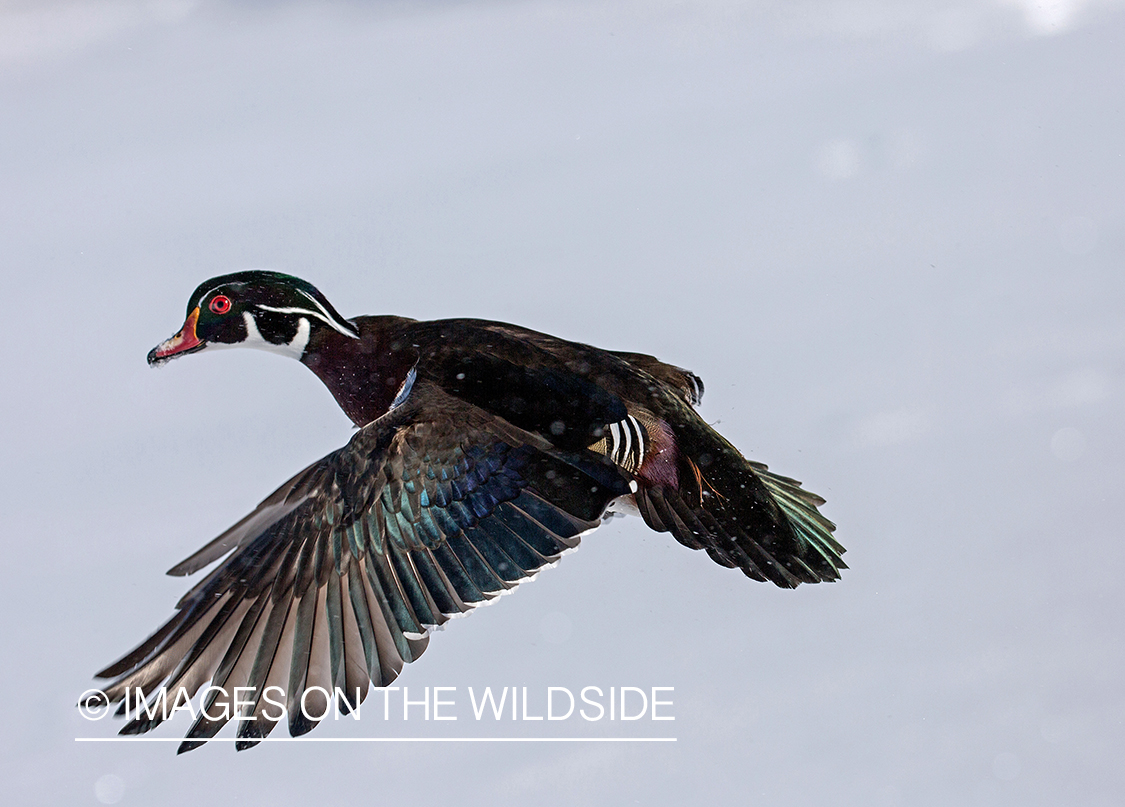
[751,462,845,577]
[636,416,844,588]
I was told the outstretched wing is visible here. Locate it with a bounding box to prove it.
[92,380,631,752]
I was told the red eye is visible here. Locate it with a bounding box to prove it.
[209,295,232,315]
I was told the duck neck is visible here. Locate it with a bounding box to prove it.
[299,315,419,427]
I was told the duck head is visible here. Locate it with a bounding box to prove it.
[147,271,359,366]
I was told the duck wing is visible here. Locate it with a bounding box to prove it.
[92,380,631,752]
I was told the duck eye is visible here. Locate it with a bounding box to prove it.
[209,295,232,315]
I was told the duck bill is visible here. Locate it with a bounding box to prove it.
[148,307,205,366]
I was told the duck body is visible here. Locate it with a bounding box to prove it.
[96,271,844,751]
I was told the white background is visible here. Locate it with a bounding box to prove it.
[1,1,1122,804]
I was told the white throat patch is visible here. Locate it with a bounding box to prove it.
[240,312,311,359]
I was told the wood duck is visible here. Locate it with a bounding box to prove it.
[91,271,844,752]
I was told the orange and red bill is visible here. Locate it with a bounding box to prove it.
[147,307,204,365]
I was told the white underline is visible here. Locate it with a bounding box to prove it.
[76,736,676,743]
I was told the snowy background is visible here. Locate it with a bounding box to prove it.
[2,0,1122,804]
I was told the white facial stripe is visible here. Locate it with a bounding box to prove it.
[298,289,360,337]
[239,312,310,359]
[195,283,227,309]
[255,303,359,339]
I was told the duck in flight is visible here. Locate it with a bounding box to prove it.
[91,271,844,752]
